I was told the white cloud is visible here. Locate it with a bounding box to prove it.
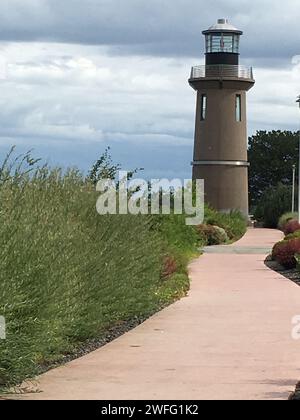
[0,42,197,149]
[249,56,300,129]
[0,9,298,178]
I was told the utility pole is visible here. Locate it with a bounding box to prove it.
[297,95,300,222]
[292,164,296,213]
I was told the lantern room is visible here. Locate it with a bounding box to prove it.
[202,18,243,66]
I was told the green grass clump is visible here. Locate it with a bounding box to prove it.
[154,213,201,269]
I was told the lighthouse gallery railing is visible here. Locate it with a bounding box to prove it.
[190,65,253,80]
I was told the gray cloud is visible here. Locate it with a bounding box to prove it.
[0,1,299,180]
[0,0,299,66]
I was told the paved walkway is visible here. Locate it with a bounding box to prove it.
[15,229,300,400]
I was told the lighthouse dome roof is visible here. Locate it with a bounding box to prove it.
[203,19,243,35]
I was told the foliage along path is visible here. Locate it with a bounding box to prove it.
[14,229,300,400]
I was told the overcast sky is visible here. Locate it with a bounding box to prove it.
[0,0,299,179]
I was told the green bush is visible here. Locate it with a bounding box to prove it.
[254,183,292,228]
[285,230,300,240]
[278,212,298,231]
[152,213,200,275]
[197,224,228,246]
[204,207,247,241]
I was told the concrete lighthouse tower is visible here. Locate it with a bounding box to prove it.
[189,18,255,216]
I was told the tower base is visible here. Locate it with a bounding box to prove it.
[193,164,249,217]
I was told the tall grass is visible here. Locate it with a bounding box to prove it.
[0,151,199,386]
[0,150,246,387]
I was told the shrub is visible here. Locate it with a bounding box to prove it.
[161,256,177,280]
[197,224,228,246]
[272,238,300,268]
[213,226,229,243]
[283,220,300,235]
[204,207,247,241]
[254,183,292,228]
[278,212,298,231]
[285,230,300,240]
[155,213,201,257]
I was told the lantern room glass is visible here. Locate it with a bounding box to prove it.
[205,33,240,53]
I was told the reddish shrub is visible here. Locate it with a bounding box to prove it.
[272,238,300,268]
[283,220,300,235]
[272,240,286,260]
[161,255,177,279]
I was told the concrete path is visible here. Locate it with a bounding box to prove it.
[14,229,300,400]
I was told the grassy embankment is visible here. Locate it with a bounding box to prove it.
[0,151,246,387]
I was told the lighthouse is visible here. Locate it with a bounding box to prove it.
[189,19,255,216]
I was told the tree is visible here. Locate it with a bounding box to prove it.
[254,183,293,228]
[248,130,299,207]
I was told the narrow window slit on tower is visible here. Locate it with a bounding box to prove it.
[201,94,207,120]
[236,94,242,121]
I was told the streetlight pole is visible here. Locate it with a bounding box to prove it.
[292,164,296,213]
[297,95,300,222]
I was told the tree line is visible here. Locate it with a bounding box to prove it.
[248,130,300,227]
